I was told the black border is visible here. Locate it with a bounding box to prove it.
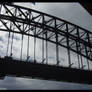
[0,0,92,3]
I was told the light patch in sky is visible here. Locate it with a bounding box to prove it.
[14,2,92,31]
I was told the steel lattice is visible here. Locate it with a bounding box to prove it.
[0,3,92,70]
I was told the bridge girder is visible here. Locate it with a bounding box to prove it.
[0,3,92,68]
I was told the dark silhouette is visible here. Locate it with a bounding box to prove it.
[0,3,92,84]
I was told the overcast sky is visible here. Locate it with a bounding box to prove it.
[0,2,92,90]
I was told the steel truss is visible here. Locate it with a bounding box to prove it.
[0,3,92,70]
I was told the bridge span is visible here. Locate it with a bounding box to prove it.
[0,3,92,85]
[0,57,92,84]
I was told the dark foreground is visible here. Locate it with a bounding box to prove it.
[0,57,92,84]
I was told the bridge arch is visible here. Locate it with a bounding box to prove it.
[0,3,92,70]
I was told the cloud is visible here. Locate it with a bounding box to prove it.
[13,36,21,41]
[5,33,21,41]
[0,37,4,43]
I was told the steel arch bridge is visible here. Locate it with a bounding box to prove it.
[0,3,92,84]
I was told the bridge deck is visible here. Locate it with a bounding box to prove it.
[0,58,92,84]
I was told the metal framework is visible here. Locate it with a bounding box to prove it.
[0,3,92,70]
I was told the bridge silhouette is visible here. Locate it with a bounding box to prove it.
[0,3,92,84]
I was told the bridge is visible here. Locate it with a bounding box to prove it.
[0,3,92,84]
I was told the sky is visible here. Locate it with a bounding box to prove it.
[0,2,92,90]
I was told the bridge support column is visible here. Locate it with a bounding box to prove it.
[56,35,59,65]
[76,41,80,69]
[55,19,59,65]
[45,31,48,64]
[34,26,36,63]
[6,31,11,56]
[66,24,71,68]
[27,31,30,61]
[20,34,23,60]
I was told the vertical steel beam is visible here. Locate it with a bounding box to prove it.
[6,21,12,56]
[76,27,84,69]
[42,15,44,63]
[27,31,30,61]
[10,31,14,57]
[42,35,44,62]
[46,31,48,64]
[56,36,59,65]
[85,46,89,70]
[55,19,59,65]
[80,52,83,69]
[85,32,89,69]
[87,33,92,59]
[34,26,36,63]
[20,34,23,60]
[66,24,71,67]
[6,32,10,56]
[76,41,80,69]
